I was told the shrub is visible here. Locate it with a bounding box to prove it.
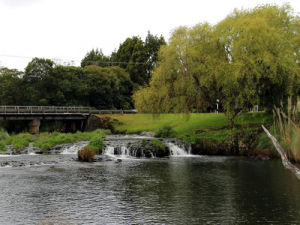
[12,137,29,149]
[142,139,147,145]
[0,128,9,141]
[100,116,112,129]
[78,147,96,162]
[151,139,165,151]
[0,141,6,151]
[155,126,176,138]
[185,136,201,145]
[87,136,104,154]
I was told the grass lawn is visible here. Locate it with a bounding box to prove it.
[107,112,271,141]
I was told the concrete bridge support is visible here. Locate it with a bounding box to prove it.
[28,119,40,134]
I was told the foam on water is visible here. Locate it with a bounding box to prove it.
[166,142,191,157]
[61,141,89,154]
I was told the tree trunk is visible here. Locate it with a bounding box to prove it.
[262,125,300,180]
[224,109,235,128]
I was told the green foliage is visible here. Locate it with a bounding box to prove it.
[142,139,147,144]
[155,125,176,138]
[112,32,166,85]
[185,136,201,145]
[133,4,300,127]
[12,137,30,149]
[87,136,104,154]
[81,48,110,68]
[78,147,96,162]
[0,128,9,141]
[151,139,165,151]
[0,141,6,151]
[32,130,106,151]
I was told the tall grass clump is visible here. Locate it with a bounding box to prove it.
[155,125,176,138]
[0,128,9,141]
[272,97,300,162]
[151,139,165,151]
[0,141,6,151]
[11,136,30,149]
[78,147,96,162]
[87,136,104,154]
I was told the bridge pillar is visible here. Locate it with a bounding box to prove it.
[28,119,40,134]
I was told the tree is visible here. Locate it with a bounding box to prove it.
[144,31,166,82]
[23,58,54,105]
[0,67,24,105]
[112,33,166,86]
[81,48,110,68]
[83,65,134,109]
[133,4,300,127]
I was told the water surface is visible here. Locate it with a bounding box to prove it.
[0,155,299,224]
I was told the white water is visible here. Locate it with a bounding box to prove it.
[103,146,115,158]
[61,141,89,154]
[166,143,191,157]
[103,145,132,159]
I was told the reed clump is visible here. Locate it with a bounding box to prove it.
[86,136,104,154]
[272,97,300,162]
[0,141,6,151]
[78,147,96,162]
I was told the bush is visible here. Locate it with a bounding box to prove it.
[185,136,201,145]
[155,126,176,138]
[151,139,165,151]
[0,141,6,151]
[87,136,104,154]
[12,137,29,149]
[0,128,9,141]
[78,147,96,162]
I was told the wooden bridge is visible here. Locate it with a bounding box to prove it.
[0,106,137,134]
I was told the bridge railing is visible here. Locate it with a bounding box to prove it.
[0,106,137,114]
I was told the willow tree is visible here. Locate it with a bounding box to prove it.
[133,4,300,127]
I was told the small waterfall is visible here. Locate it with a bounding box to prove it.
[166,143,190,156]
[103,145,132,158]
[103,146,115,157]
[28,143,37,155]
[61,141,89,154]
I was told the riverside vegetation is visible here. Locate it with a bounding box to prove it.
[0,128,107,153]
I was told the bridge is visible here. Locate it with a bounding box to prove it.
[0,106,137,134]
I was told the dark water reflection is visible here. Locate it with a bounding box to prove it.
[0,156,300,224]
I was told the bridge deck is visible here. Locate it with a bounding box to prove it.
[0,106,137,115]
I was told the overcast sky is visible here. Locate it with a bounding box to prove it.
[0,0,299,71]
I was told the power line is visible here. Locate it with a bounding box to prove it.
[0,54,154,65]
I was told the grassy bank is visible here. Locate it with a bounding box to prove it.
[107,112,271,141]
[0,129,108,152]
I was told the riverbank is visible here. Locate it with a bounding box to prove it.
[98,112,274,158]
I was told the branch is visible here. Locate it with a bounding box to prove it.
[262,125,300,180]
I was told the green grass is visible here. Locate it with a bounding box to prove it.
[151,139,165,151]
[109,112,271,141]
[33,129,106,151]
[0,141,6,151]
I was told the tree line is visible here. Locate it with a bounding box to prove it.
[0,31,166,109]
[133,3,300,127]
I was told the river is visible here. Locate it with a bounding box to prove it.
[0,139,300,224]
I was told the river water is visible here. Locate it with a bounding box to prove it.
[0,141,300,224]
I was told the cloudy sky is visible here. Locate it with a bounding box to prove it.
[0,0,299,71]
